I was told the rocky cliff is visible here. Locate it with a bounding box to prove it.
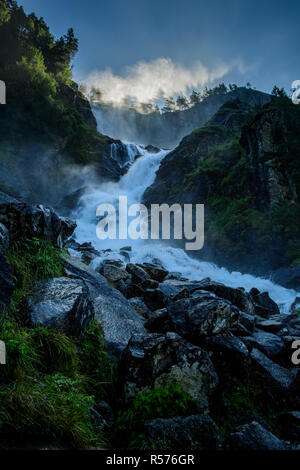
[143,96,300,287]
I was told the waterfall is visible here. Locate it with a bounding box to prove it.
[110,142,139,167]
[73,143,300,314]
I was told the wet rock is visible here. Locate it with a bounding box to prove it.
[251,291,280,318]
[26,277,94,337]
[196,279,256,316]
[118,332,218,411]
[229,421,287,450]
[79,242,100,264]
[126,263,151,284]
[236,311,256,334]
[63,256,146,356]
[165,271,185,280]
[145,414,222,451]
[259,313,300,337]
[125,284,145,299]
[250,348,297,395]
[144,308,171,333]
[171,288,190,302]
[243,331,286,360]
[102,259,125,268]
[167,293,240,339]
[102,264,129,282]
[144,144,161,154]
[142,288,168,311]
[204,334,248,359]
[256,317,286,334]
[129,297,151,318]
[119,250,130,262]
[138,263,168,282]
[0,191,76,248]
[203,335,249,381]
[140,279,159,290]
[160,279,207,298]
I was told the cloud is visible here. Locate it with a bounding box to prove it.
[83,57,236,105]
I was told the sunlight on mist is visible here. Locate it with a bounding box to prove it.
[83,57,239,105]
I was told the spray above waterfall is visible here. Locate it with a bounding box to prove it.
[82,57,238,107]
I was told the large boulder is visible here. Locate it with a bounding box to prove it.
[126,263,151,283]
[229,421,287,450]
[137,263,168,282]
[195,279,256,316]
[250,291,280,318]
[250,348,299,404]
[144,414,222,451]
[118,332,218,411]
[25,277,94,337]
[63,256,146,356]
[0,191,76,248]
[102,264,129,282]
[243,331,286,360]
[167,291,240,340]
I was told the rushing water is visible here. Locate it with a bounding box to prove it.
[73,142,299,314]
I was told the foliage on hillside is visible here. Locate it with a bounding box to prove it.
[0,0,110,165]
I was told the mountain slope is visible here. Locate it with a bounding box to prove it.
[94,87,270,148]
[143,96,300,286]
[0,0,122,205]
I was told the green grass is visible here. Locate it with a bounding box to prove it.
[114,383,196,449]
[6,237,64,316]
[218,384,279,440]
[78,320,114,398]
[0,373,101,449]
[0,316,112,448]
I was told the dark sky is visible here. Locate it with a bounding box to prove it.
[20,0,299,96]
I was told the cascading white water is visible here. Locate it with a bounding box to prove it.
[73,142,300,314]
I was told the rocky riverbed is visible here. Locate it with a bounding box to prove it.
[1,190,299,450]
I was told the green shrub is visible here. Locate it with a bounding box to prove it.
[30,327,78,375]
[0,373,101,448]
[219,384,278,439]
[0,318,37,379]
[115,384,195,449]
[6,237,63,315]
[78,320,113,398]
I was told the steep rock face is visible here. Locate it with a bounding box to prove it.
[143,97,300,283]
[63,256,147,357]
[0,191,76,248]
[118,332,218,410]
[26,277,94,337]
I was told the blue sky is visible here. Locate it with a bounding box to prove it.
[20,0,300,99]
